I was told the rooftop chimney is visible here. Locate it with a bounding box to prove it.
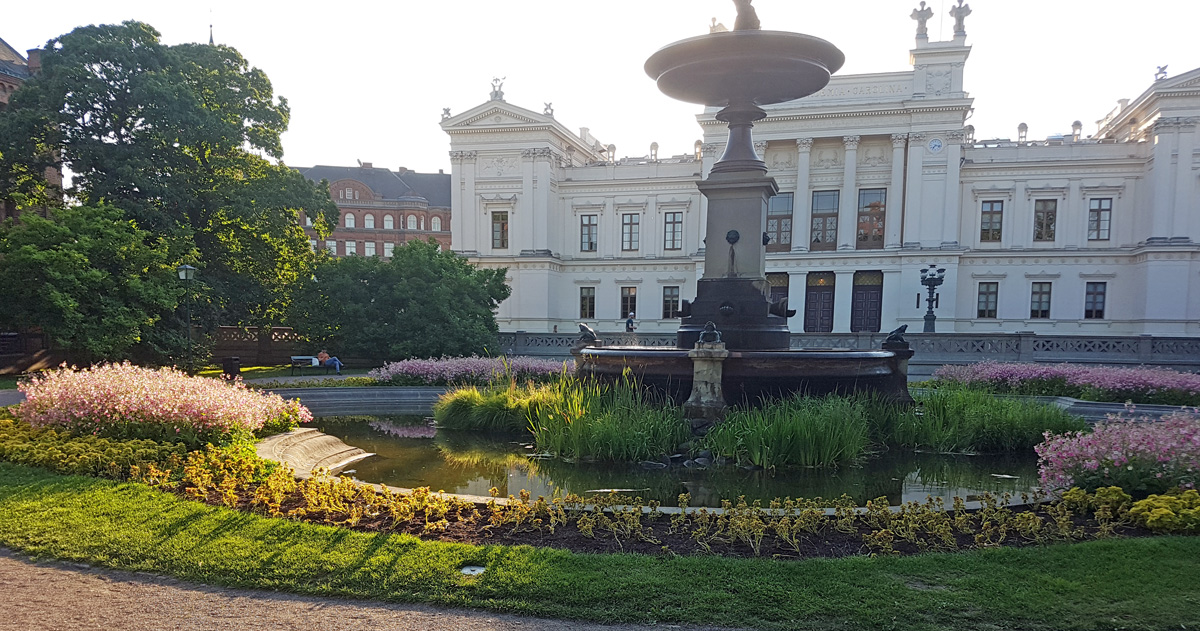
[25,49,41,75]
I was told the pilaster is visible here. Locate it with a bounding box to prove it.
[887,134,907,249]
[902,133,925,248]
[942,131,963,247]
[838,135,860,250]
[792,138,814,252]
[833,270,856,332]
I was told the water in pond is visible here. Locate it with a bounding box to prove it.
[316,417,1042,508]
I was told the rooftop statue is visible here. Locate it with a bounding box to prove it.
[950,0,972,37]
[911,1,934,38]
[733,0,761,31]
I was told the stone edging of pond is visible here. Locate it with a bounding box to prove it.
[256,428,1041,516]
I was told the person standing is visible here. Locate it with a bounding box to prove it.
[316,350,343,375]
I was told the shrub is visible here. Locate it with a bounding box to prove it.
[1129,490,1200,534]
[933,361,1200,406]
[16,362,312,448]
[706,395,873,469]
[1037,412,1200,494]
[894,389,1086,454]
[369,356,573,387]
[0,416,186,479]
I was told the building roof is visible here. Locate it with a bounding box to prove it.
[297,165,450,209]
[0,38,29,80]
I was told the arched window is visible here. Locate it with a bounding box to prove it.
[383,214,394,230]
[344,213,356,229]
[364,214,375,229]
[407,215,418,230]
[431,216,442,232]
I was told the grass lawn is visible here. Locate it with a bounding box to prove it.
[195,364,372,380]
[0,463,1197,630]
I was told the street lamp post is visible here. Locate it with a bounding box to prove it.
[919,264,946,333]
[177,264,197,369]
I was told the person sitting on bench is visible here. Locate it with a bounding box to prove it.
[316,350,343,375]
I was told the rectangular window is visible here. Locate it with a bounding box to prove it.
[345,241,357,256]
[364,241,376,257]
[304,214,313,227]
[810,190,839,252]
[856,188,886,250]
[580,214,598,252]
[662,286,681,318]
[664,212,683,250]
[1085,282,1107,319]
[1034,199,1057,241]
[981,200,1004,242]
[766,193,793,252]
[492,211,509,249]
[1088,198,1112,240]
[325,239,337,255]
[620,287,637,318]
[977,282,999,319]
[1030,282,1052,319]
[579,287,596,319]
[309,239,318,252]
[621,213,640,251]
[384,242,395,258]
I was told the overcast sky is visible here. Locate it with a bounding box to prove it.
[6,1,1200,174]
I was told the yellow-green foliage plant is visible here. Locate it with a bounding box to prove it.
[1130,490,1200,534]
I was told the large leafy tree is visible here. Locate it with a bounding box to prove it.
[0,21,337,338]
[296,240,511,361]
[0,203,178,362]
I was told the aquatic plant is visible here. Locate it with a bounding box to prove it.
[705,395,874,469]
[896,388,1087,454]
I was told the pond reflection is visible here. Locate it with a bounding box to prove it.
[316,418,1041,507]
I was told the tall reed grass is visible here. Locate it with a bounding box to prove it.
[705,395,874,469]
[896,389,1087,454]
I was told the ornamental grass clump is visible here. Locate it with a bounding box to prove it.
[369,355,574,386]
[1036,412,1200,495]
[896,388,1086,454]
[707,395,874,469]
[17,362,312,448]
[933,361,1200,406]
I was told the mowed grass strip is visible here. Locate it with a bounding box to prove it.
[0,462,1197,631]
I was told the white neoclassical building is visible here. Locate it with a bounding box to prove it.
[441,25,1200,338]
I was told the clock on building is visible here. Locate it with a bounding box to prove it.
[927,137,944,154]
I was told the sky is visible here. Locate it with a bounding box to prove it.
[6,0,1200,175]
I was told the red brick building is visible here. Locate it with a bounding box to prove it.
[297,163,451,257]
[0,37,33,110]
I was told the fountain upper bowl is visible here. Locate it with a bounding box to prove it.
[645,30,846,108]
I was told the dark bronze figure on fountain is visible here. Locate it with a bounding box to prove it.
[733,0,761,31]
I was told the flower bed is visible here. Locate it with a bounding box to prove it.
[1036,412,1200,494]
[368,356,573,386]
[933,361,1200,406]
[17,363,312,447]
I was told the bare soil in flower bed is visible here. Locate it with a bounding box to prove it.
[176,483,1156,561]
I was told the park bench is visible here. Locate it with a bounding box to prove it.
[289,355,333,376]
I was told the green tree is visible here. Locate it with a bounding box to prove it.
[0,203,178,362]
[296,240,510,361]
[0,21,337,341]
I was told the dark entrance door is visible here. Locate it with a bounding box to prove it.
[850,270,884,333]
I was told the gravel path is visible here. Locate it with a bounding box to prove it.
[0,549,715,631]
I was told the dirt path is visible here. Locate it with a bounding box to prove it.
[0,549,713,631]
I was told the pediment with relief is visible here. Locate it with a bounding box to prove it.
[443,103,548,129]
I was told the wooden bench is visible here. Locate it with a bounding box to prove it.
[289,355,333,376]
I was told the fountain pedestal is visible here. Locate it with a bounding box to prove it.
[683,341,730,434]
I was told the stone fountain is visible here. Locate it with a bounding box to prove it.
[575,1,914,432]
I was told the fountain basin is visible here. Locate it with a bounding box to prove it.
[576,345,914,406]
[644,31,845,108]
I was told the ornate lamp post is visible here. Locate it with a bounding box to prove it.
[919,265,946,333]
[177,264,197,368]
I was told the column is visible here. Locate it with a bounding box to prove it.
[833,270,855,332]
[449,151,477,254]
[1065,180,1083,249]
[792,138,814,252]
[600,197,617,258]
[903,133,925,248]
[1175,118,1197,240]
[887,134,907,249]
[787,271,806,334]
[942,131,963,248]
[838,135,860,250]
[880,269,905,331]
[1149,119,1178,241]
[519,149,537,253]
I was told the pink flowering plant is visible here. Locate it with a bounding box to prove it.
[1036,412,1200,495]
[368,356,574,387]
[17,362,312,448]
[934,361,1200,406]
